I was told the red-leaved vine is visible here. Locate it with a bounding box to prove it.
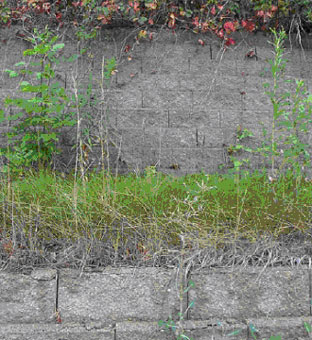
[0,1,311,48]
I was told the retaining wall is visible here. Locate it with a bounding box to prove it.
[0,25,312,178]
[1,24,312,340]
[1,265,312,339]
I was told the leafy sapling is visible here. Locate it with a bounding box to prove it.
[0,26,78,177]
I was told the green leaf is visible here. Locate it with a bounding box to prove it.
[304,321,311,333]
[50,35,59,45]
[52,43,64,51]
[7,112,24,121]
[23,49,36,56]
[249,323,258,339]
[28,97,44,104]
[234,160,243,167]
[186,9,193,17]
[119,3,125,11]
[66,119,77,127]
[226,329,241,336]
[14,61,26,67]
[20,81,30,87]
[41,133,57,142]
[0,110,6,123]
[188,300,195,308]
[139,16,148,24]
[188,280,195,288]
[269,336,281,340]
[20,82,36,92]
[5,69,18,78]
[38,44,51,54]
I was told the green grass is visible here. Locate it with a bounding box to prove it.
[0,163,312,255]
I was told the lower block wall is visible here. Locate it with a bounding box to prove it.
[1,265,312,340]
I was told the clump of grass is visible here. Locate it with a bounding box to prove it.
[0,164,311,257]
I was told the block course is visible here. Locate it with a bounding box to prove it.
[1,265,312,339]
[0,25,311,178]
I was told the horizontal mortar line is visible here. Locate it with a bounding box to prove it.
[0,317,311,330]
[110,107,249,112]
[0,322,114,333]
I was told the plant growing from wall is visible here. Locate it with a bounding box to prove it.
[158,234,196,340]
[72,28,117,178]
[0,25,79,177]
[224,27,312,183]
[216,27,312,230]
[67,25,117,233]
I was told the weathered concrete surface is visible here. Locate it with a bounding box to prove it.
[58,266,183,323]
[1,265,312,339]
[0,268,57,324]
[0,322,114,340]
[190,266,310,319]
[0,266,182,324]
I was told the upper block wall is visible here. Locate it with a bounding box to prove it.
[0,25,311,179]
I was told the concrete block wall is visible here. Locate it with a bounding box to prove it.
[1,266,312,339]
[1,25,312,178]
